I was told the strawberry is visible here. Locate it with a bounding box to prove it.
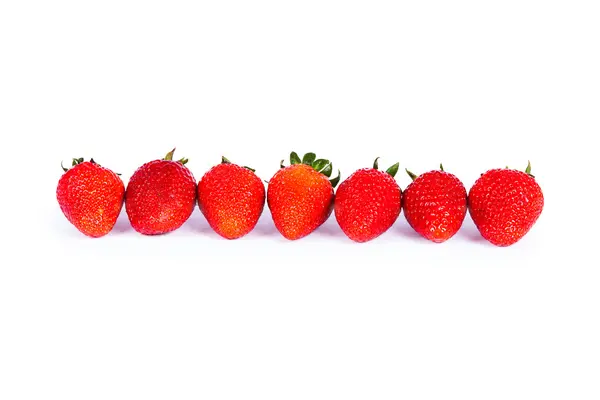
[468,162,544,246]
[402,164,467,243]
[125,149,196,235]
[267,152,340,240]
[198,157,265,239]
[334,158,401,242]
[56,158,125,238]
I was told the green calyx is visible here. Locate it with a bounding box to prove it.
[405,169,418,181]
[302,152,316,165]
[373,157,399,178]
[222,156,256,173]
[60,157,87,172]
[60,157,121,175]
[164,148,188,165]
[525,160,535,178]
[505,161,535,178]
[281,151,341,188]
[405,163,446,181]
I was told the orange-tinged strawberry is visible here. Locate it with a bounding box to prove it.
[468,162,543,246]
[267,152,340,240]
[126,149,196,235]
[334,158,401,242]
[403,164,467,243]
[57,158,125,238]
[198,157,265,239]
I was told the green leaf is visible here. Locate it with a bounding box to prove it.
[61,161,68,172]
[280,160,285,169]
[312,159,329,172]
[440,163,444,171]
[321,162,333,177]
[406,169,418,181]
[243,166,256,172]
[164,148,176,161]
[386,162,400,178]
[222,156,231,164]
[302,152,316,165]
[90,158,97,164]
[373,157,380,170]
[178,157,189,165]
[290,152,301,165]
[329,170,341,188]
[525,160,532,175]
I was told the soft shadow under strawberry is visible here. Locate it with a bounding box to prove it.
[459,222,487,244]
[186,211,219,236]
[112,211,133,234]
[315,220,346,239]
[252,216,279,237]
[395,220,431,243]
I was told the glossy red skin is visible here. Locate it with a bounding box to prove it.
[468,169,544,246]
[198,163,265,239]
[403,170,467,243]
[126,160,196,235]
[267,164,334,240]
[334,168,401,242]
[57,162,124,238]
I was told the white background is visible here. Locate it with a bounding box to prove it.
[1,1,599,399]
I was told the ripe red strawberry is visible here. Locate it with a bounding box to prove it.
[334,158,401,242]
[267,152,340,240]
[198,157,265,239]
[468,162,544,246]
[126,149,196,235]
[56,158,125,238]
[402,164,467,243]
